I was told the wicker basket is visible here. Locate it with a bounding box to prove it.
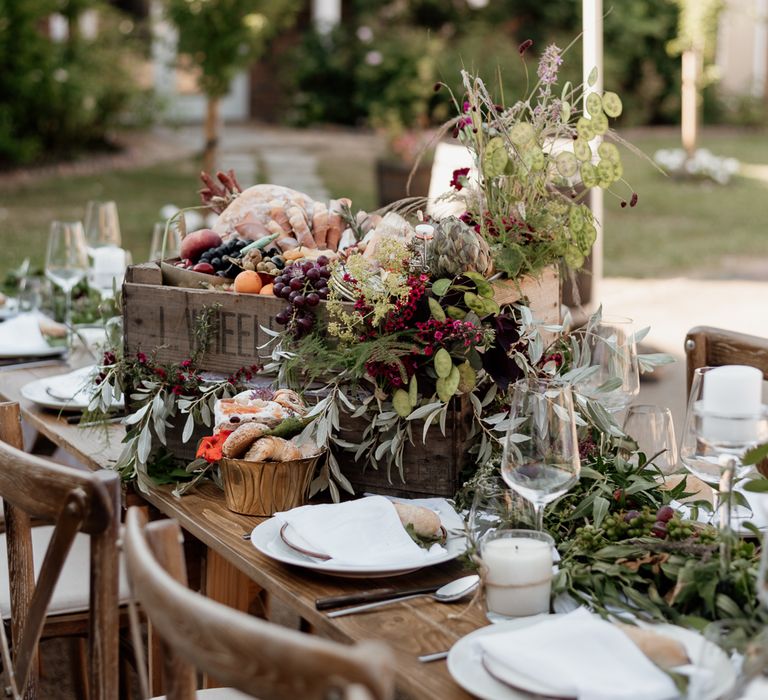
[219,451,323,516]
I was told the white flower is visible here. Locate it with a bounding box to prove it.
[356,26,373,43]
[365,50,383,66]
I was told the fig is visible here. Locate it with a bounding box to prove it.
[179,229,222,263]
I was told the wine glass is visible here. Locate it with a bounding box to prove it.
[574,315,640,413]
[45,221,89,350]
[84,200,121,250]
[681,367,762,524]
[622,404,679,476]
[501,379,581,531]
[149,221,182,261]
[468,476,533,548]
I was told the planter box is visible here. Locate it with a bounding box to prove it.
[338,397,473,499]
[122,262,560,490]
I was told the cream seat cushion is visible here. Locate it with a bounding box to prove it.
[0,524,130,618]
[152,689,253,699]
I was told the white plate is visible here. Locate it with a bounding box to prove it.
[447,615,735,700]
[0,344,66,360]
[250,515,467,579]
[21,366,123,412]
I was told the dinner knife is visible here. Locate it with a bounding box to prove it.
[315,584,441,611]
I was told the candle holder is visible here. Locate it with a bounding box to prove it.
[480,528,554,623]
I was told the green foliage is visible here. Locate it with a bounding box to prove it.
[285,0,685,129]
[167,0,300,98]
[0,0,144,166]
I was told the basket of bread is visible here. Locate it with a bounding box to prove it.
[200,389,323,516]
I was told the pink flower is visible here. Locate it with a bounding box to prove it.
[434,331,444,341]
[424,346,434,356]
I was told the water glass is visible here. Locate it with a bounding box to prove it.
[84,200,121,250]
[501,379,580,531]
[622,404,679,475]
[149,221,183,261]
[468,477,533,548]
[574,315,640,413]
[481,529,554,622]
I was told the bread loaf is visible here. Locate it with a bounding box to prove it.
[617,624,690,669]
[393,503,442,540]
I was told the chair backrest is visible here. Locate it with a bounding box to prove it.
[0,402,121,700]
[123,507,396,700]
[685,326,768,393]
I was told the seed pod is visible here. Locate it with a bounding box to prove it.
[393,389,412,418]
[457,361,476,394]
[436,364,460,402]
[408,375,418,407]
[434,348,452,378]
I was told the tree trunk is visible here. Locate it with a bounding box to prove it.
[203,95,220,173]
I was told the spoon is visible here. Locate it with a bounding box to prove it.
[326,574,479,618]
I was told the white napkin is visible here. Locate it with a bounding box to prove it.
[43,366,96,403]
[368,493,464,532]
[0,313,52,355]
[274,495,446,566]
[478,609,678,700]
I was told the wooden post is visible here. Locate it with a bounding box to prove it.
[681,48,700,159]
[203,96,220,173]
[583,0,604,304]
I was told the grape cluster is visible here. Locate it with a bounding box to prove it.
[602,505,698,542]
[198,238,249,277]
[273,257,331,338]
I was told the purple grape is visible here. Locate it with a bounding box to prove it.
[317,288,329,300]
[293,295,306,308]
[275,310,290,325]
[306,292,320,307]
[656,505,674,523]
[319,266,330,279]
[624,510,641,523]
[302,261,315,273]
[273,282,285,295]
[306,267,320,281]
[651,521,668,539]
[298,316,314,331]
[279,286,292,299]
[289,277,304,291]
[316,255,329,266]
[274,275,285,285]
[288,290,300,303]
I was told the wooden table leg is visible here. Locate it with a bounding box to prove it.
[201,548,263,689]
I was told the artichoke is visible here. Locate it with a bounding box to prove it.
[427,217,494,278]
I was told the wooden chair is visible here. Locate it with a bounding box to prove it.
[123,507,396,700]
[0,401,122,700]
[685,326,768,393]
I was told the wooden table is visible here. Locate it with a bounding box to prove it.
[0,364,483,700]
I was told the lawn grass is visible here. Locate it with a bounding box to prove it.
[0,158,202,278]
[1,127,765,281]
[603,128,768,277]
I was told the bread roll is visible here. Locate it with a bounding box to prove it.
[393,503,442,540]
[221,422,270,458]
[244,436,302,462]
[617,624,690,669]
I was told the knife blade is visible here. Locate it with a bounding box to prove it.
[315,584,441,611]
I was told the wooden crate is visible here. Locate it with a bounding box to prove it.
[122,262,561,491]
[338,397,473,498]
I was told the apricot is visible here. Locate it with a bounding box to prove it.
[259,283,274,295]
[234,270,263,294]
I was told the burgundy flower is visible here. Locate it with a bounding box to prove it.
[450,167,471,191]
[137,352,147,364]
[518,39,534,55]
[180,359,192,368]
